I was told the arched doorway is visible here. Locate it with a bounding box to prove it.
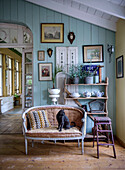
[0,23,33,114]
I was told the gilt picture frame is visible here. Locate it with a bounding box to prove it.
[41,23,64,43]
[116,55,124,79]
[38,63,52,81]
[83,45,104,63]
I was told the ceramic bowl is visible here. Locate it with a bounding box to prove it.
[48,88,60,95]
[70,93,81,98]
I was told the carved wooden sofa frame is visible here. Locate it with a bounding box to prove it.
[22,105,87,155]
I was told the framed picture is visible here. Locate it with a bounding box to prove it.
[38,51,45,61]
[38,63,52,81]
[116,55,124,79]
[83,45,104,63]
[41,23,64,43]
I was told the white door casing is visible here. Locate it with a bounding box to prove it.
[0,23,33,111]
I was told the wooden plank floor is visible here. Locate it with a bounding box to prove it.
[0,114,22,134]
[0,134,125,170]
[0,106,22,134]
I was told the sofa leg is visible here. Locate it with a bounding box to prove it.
[25,138,28,155]
[32,140,34,147]
[81,139,84,155]
[78,139,80,147]
[41,140,44,144]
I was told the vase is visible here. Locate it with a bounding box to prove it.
[85,76,93,84]
[48,88,60,105]
[94,75,99,84]
[73,77,79,84]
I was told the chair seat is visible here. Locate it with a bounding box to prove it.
[26,127,82,138]
[93,116,116,158]
[94,117,111,122]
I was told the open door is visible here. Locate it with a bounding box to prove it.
[22,48,33,110]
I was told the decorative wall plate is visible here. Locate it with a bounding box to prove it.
[0,29,7,42]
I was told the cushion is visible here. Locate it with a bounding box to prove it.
[26,127,82,138]
[42,110,51,127]
[27,110,51,130]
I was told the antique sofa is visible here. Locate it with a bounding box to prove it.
[22,105,87,155]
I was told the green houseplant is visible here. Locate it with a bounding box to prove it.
[84,70,94,84]
[14,93,20,106]
[68,64,81,84]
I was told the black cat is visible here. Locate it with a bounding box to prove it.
[56,109,75,132]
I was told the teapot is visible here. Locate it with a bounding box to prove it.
[83,91,91,97]
[94,91,104,97]
[71,92,80,98]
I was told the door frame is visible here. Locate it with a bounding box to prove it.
[0,23,33,111]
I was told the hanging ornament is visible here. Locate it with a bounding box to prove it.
[47,48,53,57]
[68,32,75,44]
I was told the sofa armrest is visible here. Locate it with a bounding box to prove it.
[22,116,28,134]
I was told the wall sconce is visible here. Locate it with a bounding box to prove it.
[107,44,114,63]
[47,48,53,57]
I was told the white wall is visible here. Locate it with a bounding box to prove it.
[116,19,125,146]
[0,96,14,113]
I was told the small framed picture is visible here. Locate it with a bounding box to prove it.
[83,45,104,63]
[38,63,52,81]
[38,51,45,61]
[116,55,124,78]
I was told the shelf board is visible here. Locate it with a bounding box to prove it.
[65,83,108,86]
[25,62,32,65]
[65,97,108,100]
[25,95,32,97]
[24,85,32,87]
[25,74,32,76]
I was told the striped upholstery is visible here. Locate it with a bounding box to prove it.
[42,110,51,128]
[27,110,51,130]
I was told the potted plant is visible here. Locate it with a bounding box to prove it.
[68,64,81,84]
[84,65,99,84]
[79,65,86,83]
[14,93,20,106]
[84,71,94,84]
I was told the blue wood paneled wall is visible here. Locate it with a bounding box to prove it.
[0,0,116,133]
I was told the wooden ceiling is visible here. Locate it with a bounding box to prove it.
[26,0,125,31]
